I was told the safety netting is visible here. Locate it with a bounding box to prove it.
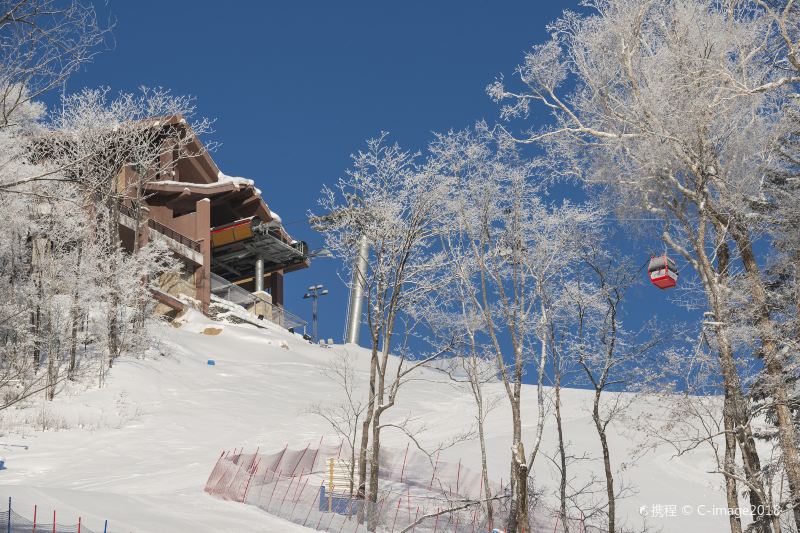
[0,509,101,533]
[204,439,596,532]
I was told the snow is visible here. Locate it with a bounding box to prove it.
[0,310,731,532]
[217,171,255,188]
[149,180,234,189]
[217,171,263,197]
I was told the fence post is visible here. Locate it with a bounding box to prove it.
[6,497,10,533]
[391,495,401,532]
[205,451,226,493]
[314,488,326,531]
[78,516,81,533]
[103,519,108,533]
[289,475,310,520]
[265,469,283,511]
[308,436,324,471]
[399,443,409,483]
[256,460,274,505]
[289,443,311,477]
[272,444,289,473]
[33,504,37,533]
[52,510,55,533]
[407,488,411,524]
[428,451,440,490]
[248,447,261,473]
[337,502,349,533]
[302,482,322,527]
[325,501,338,531]
[292,469,306,503]
[222,450,248,499]
[328,459,334,512]
[368,495,388,532]
[277,472,297,515]
[242,457,262,503]
[455,460,461,496]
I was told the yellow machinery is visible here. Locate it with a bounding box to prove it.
[210,217,257,248]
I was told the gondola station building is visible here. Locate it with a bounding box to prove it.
[116,116,309,322]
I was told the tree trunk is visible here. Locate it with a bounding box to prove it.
[68,242,83,380]
[465,344,494,528]
[474,375,494,527]
[107,286,120,367]
[368,405,382,531]
[555,377,569,532]
[732,227,800,530]
[357,343,378,511]
[367,339,387,532]
[686,220,771,532]
[528,306,548,471]
[591,390,614,533]
[31,304,40,368]
[723,394,743,533]
[69,312,79,380]
[506,396,529,533]
[107,186,122,369]
[512,441,529,533]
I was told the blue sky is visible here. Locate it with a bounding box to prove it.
[59,1,685,354]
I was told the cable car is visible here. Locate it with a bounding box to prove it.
[648,254,678,289]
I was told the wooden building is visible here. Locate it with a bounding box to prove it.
[117,116,309,316]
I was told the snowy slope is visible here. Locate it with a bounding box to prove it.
[0,311,730,532]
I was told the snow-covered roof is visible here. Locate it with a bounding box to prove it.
[217,171,262,197]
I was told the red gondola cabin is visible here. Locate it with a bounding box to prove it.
[648,254,678,289]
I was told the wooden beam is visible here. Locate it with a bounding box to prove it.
[182,153,216,183]
[210,189,249,207]
[240,195,261,206]
[165,188,192,209]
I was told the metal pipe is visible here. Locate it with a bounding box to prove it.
[312,295,319,341]
[254,257,264,293]
[344,234,369,345]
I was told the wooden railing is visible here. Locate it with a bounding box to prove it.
[118,203,202,253]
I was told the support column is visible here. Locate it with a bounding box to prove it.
[344,234,369,345]
[270,271,284,307]
[195,199,211,313]
[254,258,264,293]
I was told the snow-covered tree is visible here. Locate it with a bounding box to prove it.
[314,133,448,531]
[428,125,603,532]
[0,0,107,129]
[490,1,800,529]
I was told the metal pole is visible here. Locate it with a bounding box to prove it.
[344,235,369,345]
[312,295,318,341]
[7,497,10,533]
[254,257,264,293]
[328,458,334,512]
[304,285,327,341]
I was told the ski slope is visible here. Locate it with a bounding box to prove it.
[0,311,731,532]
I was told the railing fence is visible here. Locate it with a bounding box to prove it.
[0,498,109,533]
[205,438,597,533]
[209,273,307,332]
